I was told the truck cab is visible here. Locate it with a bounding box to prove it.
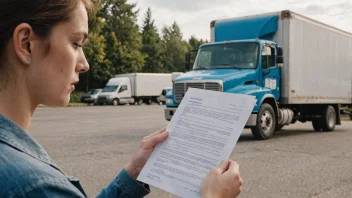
[96,77,132,105]
[165,39,283,135]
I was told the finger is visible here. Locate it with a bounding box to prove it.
[145,127,167,139]
[144,131,169,147]
[215,160,230,174]
[226,160,240,175]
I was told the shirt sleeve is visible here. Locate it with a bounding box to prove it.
[96,168,150,198]
[22,178,87,198]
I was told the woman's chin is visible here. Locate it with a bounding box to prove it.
[39,97,70,108]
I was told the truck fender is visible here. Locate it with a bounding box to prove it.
[259,94,278,118]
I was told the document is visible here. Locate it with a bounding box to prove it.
[137,88,256,198]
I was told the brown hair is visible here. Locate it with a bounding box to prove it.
[0,0,97,89]
[0,0,97,64]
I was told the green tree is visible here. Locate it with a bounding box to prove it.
[141,8,164,73]
[83,32,112,88]
[161,21,189,72]
[76,14,113,91]
[101,0,144,74]
[188,35,206,50]
[188,35,207,68]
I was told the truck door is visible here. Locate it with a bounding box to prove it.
[261,45,280,100]
[118,85,130,101]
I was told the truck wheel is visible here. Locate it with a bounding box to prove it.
[146,98,152,105]
[134,99,142,105]
[251,103,277,140]
[129,98,136,105]
[312,120,322,131]
[112,99,119,106]
[321,105,336,132]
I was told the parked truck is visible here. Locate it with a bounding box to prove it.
[97,73,172,105]
[164,10,352,140]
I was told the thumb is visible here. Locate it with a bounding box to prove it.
[215,160,230,174]
[225,160,240,176]
[148,131,169,146]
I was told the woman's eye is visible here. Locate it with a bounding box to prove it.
[73,43,83,49]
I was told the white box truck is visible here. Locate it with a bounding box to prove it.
[165,10,352,139]
[97,73,172,105]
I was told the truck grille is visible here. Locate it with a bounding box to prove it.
[174,82,222,103]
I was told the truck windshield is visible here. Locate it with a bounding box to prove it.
[102,86,118,92]
[193,42,259,70]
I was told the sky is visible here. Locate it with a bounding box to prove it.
[126,0,352,40]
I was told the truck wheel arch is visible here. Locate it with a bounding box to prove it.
[259,94,278,120]
[113,98,120,106]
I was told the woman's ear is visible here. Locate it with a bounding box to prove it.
[12,23,34,65]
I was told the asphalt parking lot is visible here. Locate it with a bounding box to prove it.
[30,105,352,198]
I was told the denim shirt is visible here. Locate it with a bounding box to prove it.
[0,114,150,198]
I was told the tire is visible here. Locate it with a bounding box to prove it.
[145,98,152,105]
[312,120,322,131]
[251,103,277,140]
[129,98,136,105]
[321,105,336,132]
[112,99,119,106]
[134,99,143,105]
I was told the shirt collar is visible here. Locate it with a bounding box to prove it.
[0,114,56,166]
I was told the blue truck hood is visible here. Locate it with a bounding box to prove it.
[175,69,257,90]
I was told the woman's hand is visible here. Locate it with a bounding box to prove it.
[200,160,243,198]
[125,128,169,179]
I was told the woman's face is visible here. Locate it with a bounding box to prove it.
[28,2,89,107]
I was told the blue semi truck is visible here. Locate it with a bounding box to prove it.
[164,10,352,140]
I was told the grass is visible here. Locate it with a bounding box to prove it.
[70,91,84,103]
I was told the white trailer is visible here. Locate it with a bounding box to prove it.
[277,11,352,105]
[115,73,172,97]
[96,73,172,105]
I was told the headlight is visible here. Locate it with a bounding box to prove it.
[166,99,172,105]
[107,95,114,99]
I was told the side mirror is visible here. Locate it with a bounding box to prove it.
[276,46,284,64]
[277,56,284,64]
[277,46,283,56]
[185,52,191,71]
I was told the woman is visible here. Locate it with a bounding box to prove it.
[0,0,243,197]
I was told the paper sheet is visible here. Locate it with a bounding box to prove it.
[137,88,256,198]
